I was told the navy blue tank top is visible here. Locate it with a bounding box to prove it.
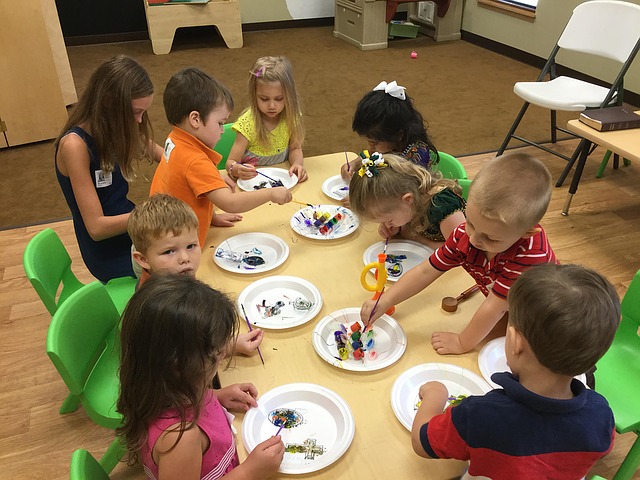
[55,126,135,282]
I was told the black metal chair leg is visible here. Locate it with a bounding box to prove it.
[497,102,530,156]
[562,139,592,215]
[556,138,586,187]
[550,110,557,143]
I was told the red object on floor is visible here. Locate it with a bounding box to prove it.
[385,0,451,23]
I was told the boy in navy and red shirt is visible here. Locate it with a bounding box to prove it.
[412,263,619,479]
[361,153,558,355]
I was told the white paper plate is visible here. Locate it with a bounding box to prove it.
[242,383,355,474]
[391,363,492,431]
[290,205,359,240]
[362,240,433,282]
[237,167,298,191]
[312,308,407,372]
[213,233,289,274]
[321,175,349,201]
[478,337,588,389]
[237,276,322,329]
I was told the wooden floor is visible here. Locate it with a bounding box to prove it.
[1,142,638,479]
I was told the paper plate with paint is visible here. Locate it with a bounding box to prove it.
[321,175,349,201]
[237,276,322,329]
[363,240,433,282]
[237,167,298,191]
[213,232,289,274]
[391,363,492,431]
[312,308,407,372]
[290,205,359,240]
[242,383,355,474]
[478,337,588,389]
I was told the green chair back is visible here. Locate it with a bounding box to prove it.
[23,228,85,315]
[104,276,137,315]
[70,449,110,480]
[595,269,640,480]
[458,178,472,201]
[46,281,122,429]
[214,123,237,171]
[434,151,468,180]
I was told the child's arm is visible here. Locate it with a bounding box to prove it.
[361,259,445,326]
[214,383,258,412]
[287,142,307,182]
[224,436,284,480]
[411,381,449,458]
[57,134,129,241]
[207,185,292,214]
[227,133,258,181]
[432,291,508,355]
[155,425,207,480]
[151,142,164,163]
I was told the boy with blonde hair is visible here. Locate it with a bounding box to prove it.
[361,153,558,354]
[128,194,263,356]
[412,263,619,479]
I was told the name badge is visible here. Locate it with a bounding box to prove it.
[163,138,175,163]
[95,169,113,188]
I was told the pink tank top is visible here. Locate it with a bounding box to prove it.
[141,391,240,480]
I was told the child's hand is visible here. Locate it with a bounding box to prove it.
[418,381,448,403]
[216,383,258,412]
[360,297,387,327]
[269,186,292,205]
[236,163,258,180]
[289,164,307,183]
[378,223,400,239]
[244,435,285,478]
[431,331,465,355]
[211,212,243,227]
[340,161,354,181]
[340,195,350,208]
[234,329,264,356]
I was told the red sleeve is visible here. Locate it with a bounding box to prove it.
[429,224,466,272]
[420,407,470,460]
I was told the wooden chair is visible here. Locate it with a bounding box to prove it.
[143,0,243,55]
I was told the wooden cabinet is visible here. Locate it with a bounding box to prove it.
[0,0,76,148]
[333,0,388,50]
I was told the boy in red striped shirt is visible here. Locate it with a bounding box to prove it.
[360,153,558,354]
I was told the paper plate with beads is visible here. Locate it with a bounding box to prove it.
[391,363,492,431]
[311,308,407,372]
[363,240,433,282]
[478,337,588,389]
[237,276,323,329]
[290,205,359,240]
[236,167,298,192]
[213,232,289,274]
[321,175,350,201]
[242,383,355,474]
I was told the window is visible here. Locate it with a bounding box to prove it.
[477,0,536,20]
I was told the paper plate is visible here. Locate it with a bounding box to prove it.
[362,240,433,282]
[312,308,407,372]
[213,233,289,274]
[242,383,355,474]
[290,205,359,240]
[478,337,588,389]
[237,167,298,191]
[321,175,349,201]
[391,363,492,431]
[237,276,323,329]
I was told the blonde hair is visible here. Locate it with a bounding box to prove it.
[468,153,552,231]
[247,56,304,149]
[128,194,199,253]
[348,154,461,233]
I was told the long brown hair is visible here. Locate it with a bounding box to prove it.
[116,274,238,464]
[55,55,155,179]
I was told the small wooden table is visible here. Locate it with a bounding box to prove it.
[561,118,640,215]
[198,152,487,480]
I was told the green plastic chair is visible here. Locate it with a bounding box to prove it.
[458,178,472,201]
[47,281,124,473]
[595,269,640,480]
[433,151,468,180]
[23,228,84,316]
[596,150,631,178]
[214,122,237,171]
[70,449,111,480]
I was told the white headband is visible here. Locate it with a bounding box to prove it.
[372,80,406,100]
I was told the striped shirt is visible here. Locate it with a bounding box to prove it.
[429,223,558,299]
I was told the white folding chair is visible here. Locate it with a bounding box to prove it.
[496,0,640,187]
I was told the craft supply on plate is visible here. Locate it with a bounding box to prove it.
[362,240,433,282]
[236,167,298,191]
[321,175,350,201]
[290,205,359,240]
[441,284,481,312]
[360,237,395,322]
[213,232,289,275]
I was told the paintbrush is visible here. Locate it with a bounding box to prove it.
[292,199,314,207]
[256,170,281,184]
[240,303,265,366]
[275,423,285,436]
[344,149,350,172]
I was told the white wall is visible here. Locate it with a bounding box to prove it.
[240,0,334,23]
[461,0,640,97]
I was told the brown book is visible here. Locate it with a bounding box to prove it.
[579,106,640,132]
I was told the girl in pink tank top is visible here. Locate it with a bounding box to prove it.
[117,274,284,480]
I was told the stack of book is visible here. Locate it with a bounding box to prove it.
[579,106,640,132]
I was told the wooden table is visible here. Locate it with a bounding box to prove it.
[198,152,486,480]
[561,119,640,215]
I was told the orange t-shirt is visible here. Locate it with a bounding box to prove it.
[150,127,227,247]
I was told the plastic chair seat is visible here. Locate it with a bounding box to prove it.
[514,77,613,112]
[104,276,137,315]
[434,151,467,180]
[214,122,237,171]
[70,449,111,480]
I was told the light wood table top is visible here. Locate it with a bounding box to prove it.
[198,152,487,480]
[566,118,640,163]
